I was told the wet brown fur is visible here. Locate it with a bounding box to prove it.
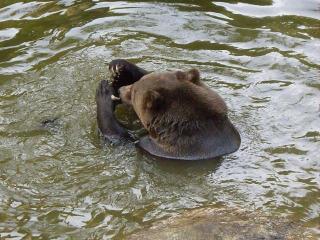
[119,69,229,154]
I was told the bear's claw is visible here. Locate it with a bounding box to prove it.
[111,95,120,101]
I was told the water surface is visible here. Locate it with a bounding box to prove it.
[0,0,319,238]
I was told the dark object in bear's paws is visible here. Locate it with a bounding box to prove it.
[96,80,131,143]
[109,59,148,96]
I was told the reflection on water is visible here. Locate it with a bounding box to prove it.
[0,0,319,238]
[215,0,320,19]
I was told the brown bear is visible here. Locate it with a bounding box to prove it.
[96,59,240,160]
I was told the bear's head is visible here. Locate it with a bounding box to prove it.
[118,69,228,134]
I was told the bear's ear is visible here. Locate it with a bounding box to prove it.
[186,68,200,84]
[176,69,200,84]
[144,90,164,110]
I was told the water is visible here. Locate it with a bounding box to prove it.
[0,0,319,238]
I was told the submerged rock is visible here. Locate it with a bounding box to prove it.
[128,207,316,240]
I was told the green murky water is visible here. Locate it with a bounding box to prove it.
[0,0,319,238]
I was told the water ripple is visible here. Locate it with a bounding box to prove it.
[0,0,319,239]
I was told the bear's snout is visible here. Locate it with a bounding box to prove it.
[119,85,133,105]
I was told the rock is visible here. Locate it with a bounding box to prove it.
[128,207,316,240]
